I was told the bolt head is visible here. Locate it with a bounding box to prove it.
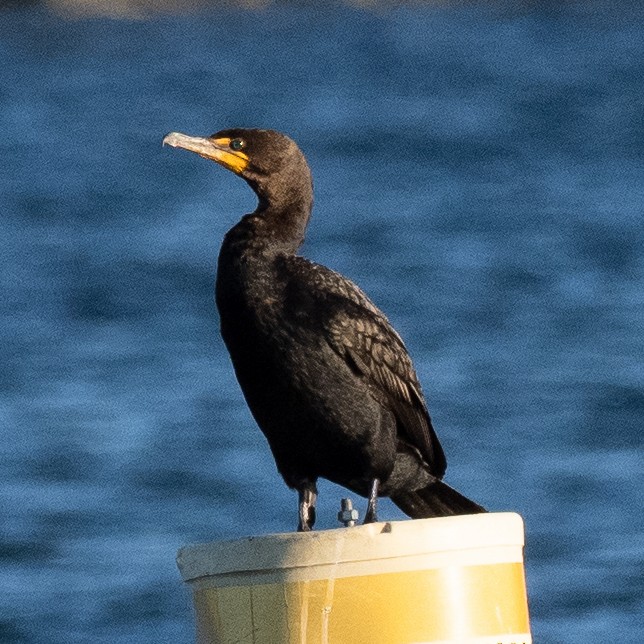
[337,508,359,522]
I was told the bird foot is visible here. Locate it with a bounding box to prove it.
[363,478,379,524]
[297,483,318,532]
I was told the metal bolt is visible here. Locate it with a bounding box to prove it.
[337,498,359,527]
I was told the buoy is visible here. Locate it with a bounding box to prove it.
[177,512,531,643]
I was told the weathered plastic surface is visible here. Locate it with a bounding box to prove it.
[177,512,531,644]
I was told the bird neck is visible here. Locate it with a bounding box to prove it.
[255,199,312,253]
[241,168,313,254]
[222,198,312,259]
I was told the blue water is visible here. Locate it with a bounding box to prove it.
[1,2,642,642]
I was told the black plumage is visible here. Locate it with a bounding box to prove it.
[163,128,485,530]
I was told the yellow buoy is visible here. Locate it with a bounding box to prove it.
[177,512,531,644]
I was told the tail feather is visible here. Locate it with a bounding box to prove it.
[391,480,486,518]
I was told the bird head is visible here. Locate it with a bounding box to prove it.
[163,128,313,214]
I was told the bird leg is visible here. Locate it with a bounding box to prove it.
[297,482,318,532]
[363,478,380,524]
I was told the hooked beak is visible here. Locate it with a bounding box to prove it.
[163,132,249,175]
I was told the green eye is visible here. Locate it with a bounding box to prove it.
[229,138,245,151]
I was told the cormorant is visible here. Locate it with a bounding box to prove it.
[163,128,485,531]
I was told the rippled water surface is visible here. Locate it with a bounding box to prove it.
[1,2,642,642]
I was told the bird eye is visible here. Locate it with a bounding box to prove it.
[229,138,245,151]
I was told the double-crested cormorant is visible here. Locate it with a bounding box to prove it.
[163,128,485,530]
